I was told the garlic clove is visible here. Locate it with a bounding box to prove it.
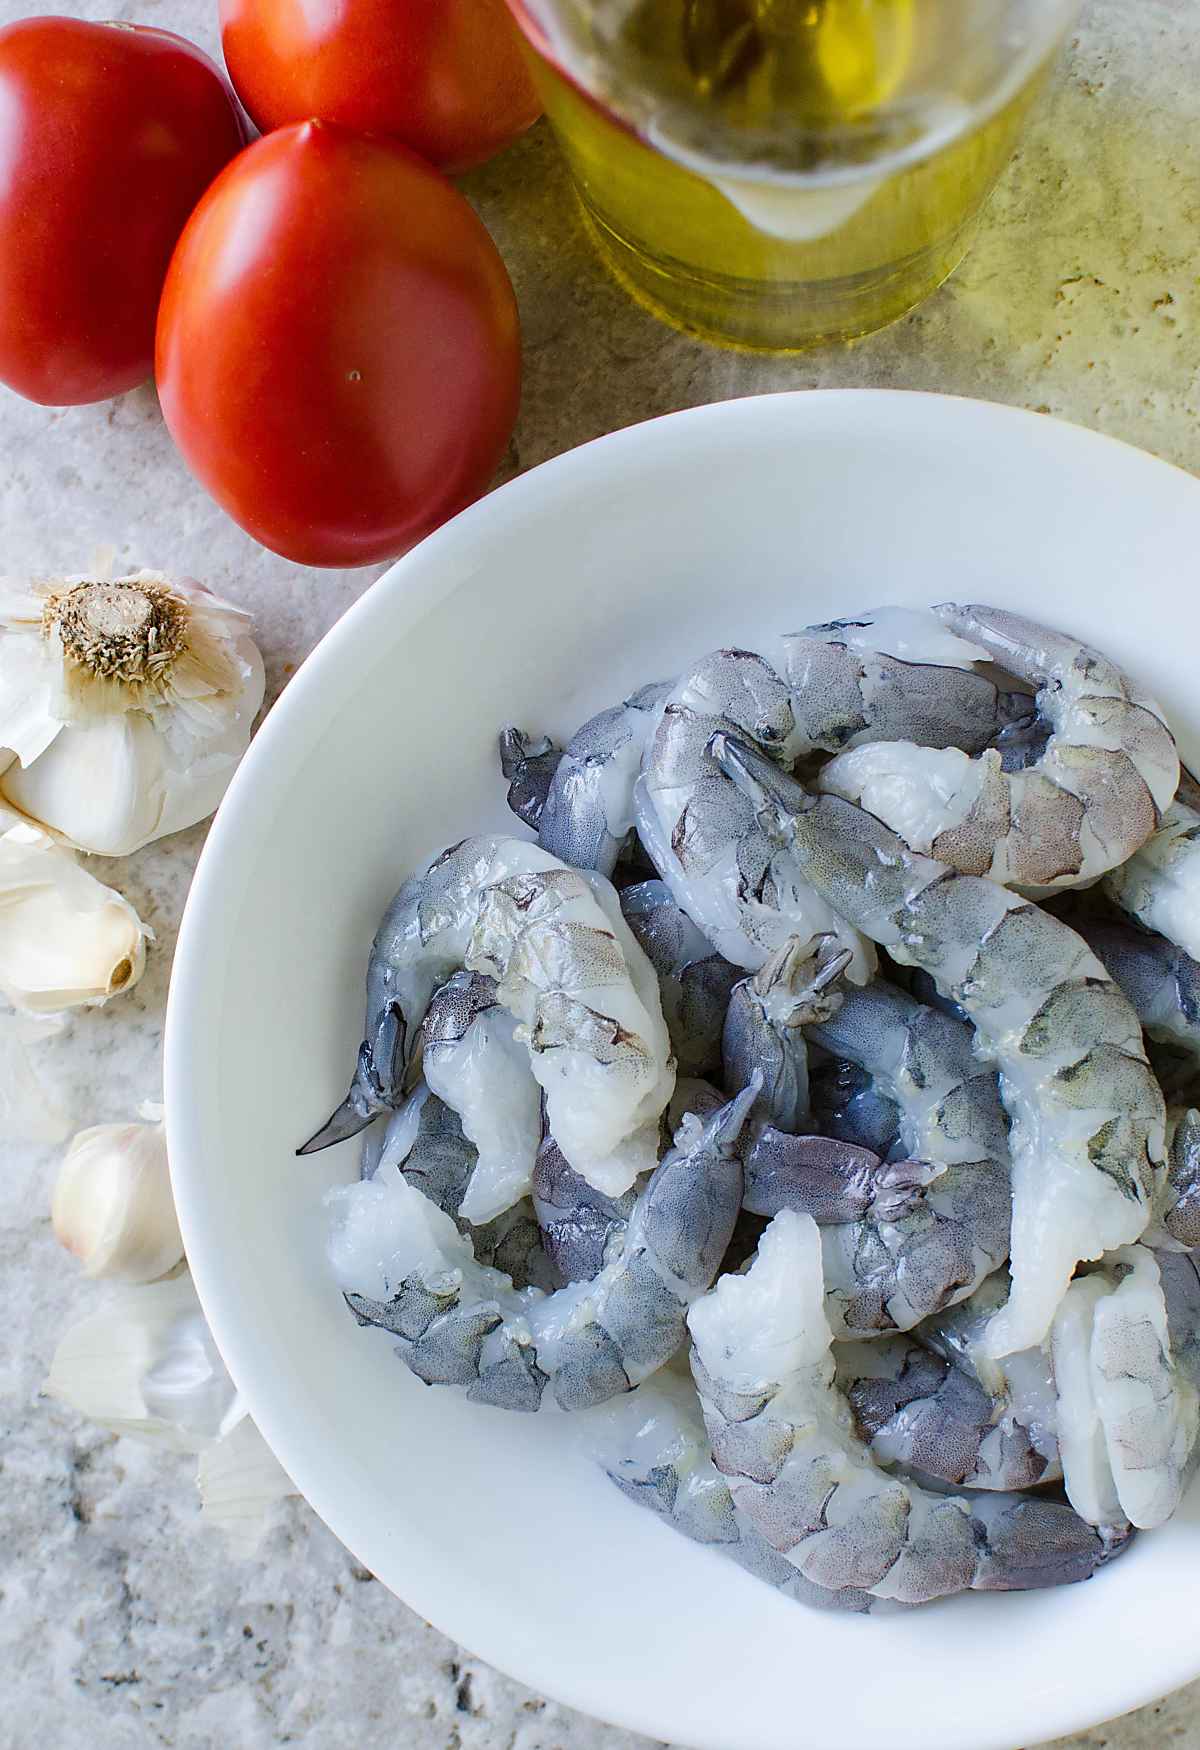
[0,1010,71,1142]
[0,818,149,1010]
[1,712,166,858]
[197,1417,295,1552]
[0,625,60,766]
[44,1271,237,1452]
[0,571,266,857]
[52,1116,182,1282]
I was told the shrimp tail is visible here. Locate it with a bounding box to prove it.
[706,728,813,839]
[297,1004,407,1154]
[296,1066,383,1153]
[709,1070,764,1149]
[498,727,562,832]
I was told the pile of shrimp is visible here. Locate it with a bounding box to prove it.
[308,603,1200,1614]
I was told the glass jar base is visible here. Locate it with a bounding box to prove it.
[578,192,974,353]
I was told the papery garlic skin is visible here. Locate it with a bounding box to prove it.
[44,1271,238,1452]
[0,570,265,856]
[0,816,149,1011]
[197,1417,294,1552]
[0,1010,70,1142]
[52,1117,182,1282]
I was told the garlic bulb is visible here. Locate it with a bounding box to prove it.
[44,1270,240,1452]
[0,567,265,856]
[197,1416,294,1552]
[0,813,149,1010]
[52,1114,182,1282]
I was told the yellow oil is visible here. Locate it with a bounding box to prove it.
[523,0,1055,349]
[620,0,918,135]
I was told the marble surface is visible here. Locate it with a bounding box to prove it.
[5,0,1200,1745]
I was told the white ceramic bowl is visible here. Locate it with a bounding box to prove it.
[166,391,1200,1750]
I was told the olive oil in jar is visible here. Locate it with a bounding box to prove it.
[517,0,1062,349]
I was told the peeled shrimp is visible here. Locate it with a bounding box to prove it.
[420,971,543,1224]
[330,1083,756,1413]
[687,1211,1130,1604]
[820,604,1179,892]
[713,732,1166,1357]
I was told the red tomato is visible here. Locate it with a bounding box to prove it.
[0,17,244,406]
[220,0,541,174]
[156,122,521,568]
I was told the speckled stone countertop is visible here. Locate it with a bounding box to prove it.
[5,1,1200,1746]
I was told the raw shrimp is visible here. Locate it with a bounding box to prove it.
[302,836,675,1199]
[779,606,1007,757]
[366,1085,560,1293]
[498,728,562,831]
[420,971,544,1224]
[819,604,1179,892]
[1049,1274,1126,1530]
[532,1077,725,1284]
[535,683,671,876]
[531,1131,636,1285]
[466,859,675,1197]
[852,1269,1063,1493]
[578,1360,881,1614]
[808,1053,902,1158]
[923,1247,1200,1531]
[778,978,1012,1337]
[721,936,850,1134]
[1088,1245,1200,1530]
[687,1210,1130,1603]
[743,1129,934,1228]
[1065,915,1200,1067]
[1157,1248,1200,1391]
[837,1330,1060,1493]
[1104,797,1200,961]
[636,649,875,979]
[620,879,740,1078]
[329,1082,756,1413]
[712,732,1166,1357]
[1157,1108,1200,1250]
[301,834,556,1154]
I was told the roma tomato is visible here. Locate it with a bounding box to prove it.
[220,0,540,174]
[156,122,521,568]
[0,18,244,406]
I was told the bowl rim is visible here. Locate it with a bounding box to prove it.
[166,388,1200,1750]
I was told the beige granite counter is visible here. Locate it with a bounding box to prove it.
[4,1,1200,1744]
